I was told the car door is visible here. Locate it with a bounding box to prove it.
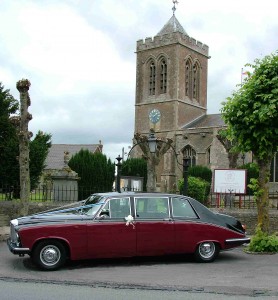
[87,197,136,259]
[171,196,200,253]
[134,196,175,256]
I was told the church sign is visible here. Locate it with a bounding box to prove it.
[213,169,247,194]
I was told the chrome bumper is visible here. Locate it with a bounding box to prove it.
[7,238,30,256]
[225,237,251,244]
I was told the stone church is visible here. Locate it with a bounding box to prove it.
[133,9,278,193]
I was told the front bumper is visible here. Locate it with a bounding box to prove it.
[225,237,251,245]
[7,238,30,256]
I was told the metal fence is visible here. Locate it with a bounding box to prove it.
[0,184,277,209]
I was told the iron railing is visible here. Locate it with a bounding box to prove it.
[0,184,277,209]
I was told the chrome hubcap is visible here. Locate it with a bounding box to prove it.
[40,245,60,266]
[199,242,215,259]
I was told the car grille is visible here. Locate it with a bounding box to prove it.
[10,223,18,243]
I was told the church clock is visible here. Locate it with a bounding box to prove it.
[149,109,161,124]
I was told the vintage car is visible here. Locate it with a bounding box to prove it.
[7,192,250,270]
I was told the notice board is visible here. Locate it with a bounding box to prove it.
[213,169,247,194]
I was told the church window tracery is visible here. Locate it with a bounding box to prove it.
[183,145,196,166]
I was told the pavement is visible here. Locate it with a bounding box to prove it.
[0,227,9,242]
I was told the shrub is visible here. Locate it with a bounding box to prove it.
[247,226,278,253]
[188,165,212,183]
[178,176,210,204]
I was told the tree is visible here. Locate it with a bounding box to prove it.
[16,79,32,216]
[69,150,115,199]
[0,82,52,204]
[29,131,52,189]
[216,128,239,168]
[134,130,173,192]
[221,51,278,234]
[0,82,19,188]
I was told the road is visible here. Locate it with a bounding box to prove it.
[0,241,277,299]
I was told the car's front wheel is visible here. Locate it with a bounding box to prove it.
[194,241,219,263]
[32,240,67,271]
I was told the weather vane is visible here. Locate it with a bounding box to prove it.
[172,0,179,15]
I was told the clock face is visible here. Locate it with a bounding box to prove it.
[149,109,161,124]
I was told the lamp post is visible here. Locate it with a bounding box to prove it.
[115,155,122,193]
[133,129,173,192]
[183,156,190,196]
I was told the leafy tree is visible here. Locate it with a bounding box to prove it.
[122,158,147,191]
[0,82,19,188]
[29,131,52,189]
[0,82,52,198]
[221,51,278,234]
[69,150,115,199]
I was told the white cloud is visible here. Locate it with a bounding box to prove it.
[0,0,277,161]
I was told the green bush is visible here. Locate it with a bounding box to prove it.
[247,226,278,253]
[178,176,210,204]
[188,165,212,183]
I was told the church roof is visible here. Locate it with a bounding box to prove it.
[182,114,226,129]
[45,144,102,170]
[157,15,188,36]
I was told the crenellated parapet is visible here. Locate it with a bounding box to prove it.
[137,32,209,57]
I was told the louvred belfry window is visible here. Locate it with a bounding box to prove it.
[160,59,167,94]
[185,59,192,98]
[149,61,156,95]
[193,63,200,101]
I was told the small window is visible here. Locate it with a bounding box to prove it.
[172,198,197,218]
[135,197,169,219]
[99,198,131,219]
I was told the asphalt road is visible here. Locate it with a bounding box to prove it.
[0,241,277,298]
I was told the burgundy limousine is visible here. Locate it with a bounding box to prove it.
[7,192,250,270]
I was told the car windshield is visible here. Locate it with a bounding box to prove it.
[82,194,106,216]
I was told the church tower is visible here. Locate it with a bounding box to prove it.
[133,3,210,191]
[134,6,209,137]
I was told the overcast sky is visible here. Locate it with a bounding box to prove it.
[1,0,277,162]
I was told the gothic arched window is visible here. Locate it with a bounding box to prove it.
[149,60,156,96]
[185,59,192,98]
[183,145,196,166]
[193,62,200,101]
[159,58,167,94]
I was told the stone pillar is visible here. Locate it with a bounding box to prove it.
[51,152,79,202]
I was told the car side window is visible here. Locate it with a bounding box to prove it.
[172,198,197,218]
[135,197,169,219]
[99,198,131,219]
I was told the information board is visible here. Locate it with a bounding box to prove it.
[213,169,247,194]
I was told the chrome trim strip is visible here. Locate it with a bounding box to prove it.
[225,237,250,244]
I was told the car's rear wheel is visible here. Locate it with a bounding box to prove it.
[194,241,219,263]
[32,240,67,271]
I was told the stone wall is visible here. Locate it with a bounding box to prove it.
[1,201,277,235]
